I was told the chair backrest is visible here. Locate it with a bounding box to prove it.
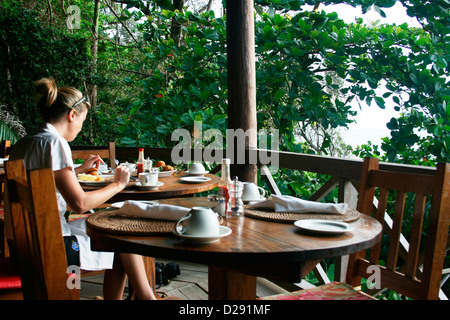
[71,141,116,168]
[4,159,78,300]
[346,157,450,300]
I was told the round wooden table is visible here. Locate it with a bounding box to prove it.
[82,173,220,203]
[87,197,383,300]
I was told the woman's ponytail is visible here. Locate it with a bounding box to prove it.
[33,77,89,122]
[34,77,58,110]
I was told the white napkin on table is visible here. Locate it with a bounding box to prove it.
[113,200,190,221]
[247,195,348,215]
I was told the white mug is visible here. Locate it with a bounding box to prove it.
[175,207,221,237]
[242,182,266,201]
[139,171,158,186]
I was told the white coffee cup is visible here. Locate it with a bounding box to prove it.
[139,171,158,186]
[120,162,136,172]
[175,207,221,237]
[242,182,266,201]
[189,162,206,174]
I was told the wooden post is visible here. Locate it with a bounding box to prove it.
[226,0,257,183]
[208,266,257,300]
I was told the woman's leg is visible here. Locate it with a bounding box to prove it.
[103,254,127,300]
[102,253,156,300]
[118,253,157,300]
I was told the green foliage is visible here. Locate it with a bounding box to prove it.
[0,1,92,135]
[349,0,450,164]
[2,0,447,166]
[0,105,26,143]
[255,9,357,153]
[117,9,228,147]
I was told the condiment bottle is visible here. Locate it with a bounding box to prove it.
[137,148,145,175]
[218,158,231,206]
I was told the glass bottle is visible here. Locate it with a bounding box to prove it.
[218,158,231,207]
[137,148,145,175]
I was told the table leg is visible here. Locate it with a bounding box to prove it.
[208,266,257,300]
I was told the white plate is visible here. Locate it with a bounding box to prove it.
[294,219,354,235]
[180,176,212,184]
[78,174,114,186]
[243,195,266,203]
[172,226,232,244]
[158,170,176,177]
[185,170,209,176]
[136,181,164,190]
[110,201,159,208]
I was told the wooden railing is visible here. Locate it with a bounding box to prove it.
[76,145,448,299]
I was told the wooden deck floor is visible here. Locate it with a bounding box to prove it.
[80,259,291,300]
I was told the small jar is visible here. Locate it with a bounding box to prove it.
[208,194,227,217]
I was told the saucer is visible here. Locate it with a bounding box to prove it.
[136,181,164,190]
[185,170,209,176]
[172,226,232,244]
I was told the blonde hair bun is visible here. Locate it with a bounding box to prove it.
[34,77,58,109]
[33,77,89,122]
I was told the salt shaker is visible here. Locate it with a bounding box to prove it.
[227,176,244,216]
[208,195,226,217]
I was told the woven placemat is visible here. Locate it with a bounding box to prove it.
[244,206,360,223]
[86,210,176,236]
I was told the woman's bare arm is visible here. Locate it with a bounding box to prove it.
[54,165,130,213]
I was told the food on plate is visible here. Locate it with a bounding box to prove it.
[78,173,102,182]
[161,165,174,171]
[154,160,165,167]
[85,167,99,176]
[78,167,110,182]
[153,161,174,171]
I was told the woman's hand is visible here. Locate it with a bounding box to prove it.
[113,165,131,188]
[75,154,105,174]
[55,164,130,214]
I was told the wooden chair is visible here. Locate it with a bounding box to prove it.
[4,159,78,299]
[0,140,11,258]
[0,256,22,300]
[261,157,450,300]
[3,159,157,300]
[71,141,116,169]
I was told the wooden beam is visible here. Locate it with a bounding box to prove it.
[226,0,257,183]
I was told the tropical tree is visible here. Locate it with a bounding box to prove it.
[0,0,448,165]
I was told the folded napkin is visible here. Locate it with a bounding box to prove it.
[113,200,190,221]
[247,195,348,215]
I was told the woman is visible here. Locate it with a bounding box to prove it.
[10,77,156,300]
